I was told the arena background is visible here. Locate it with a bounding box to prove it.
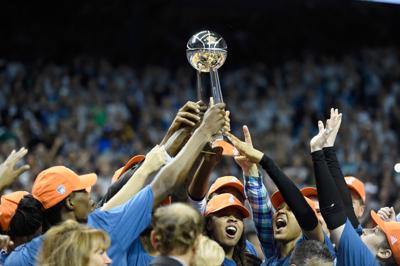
[1,0,400,225]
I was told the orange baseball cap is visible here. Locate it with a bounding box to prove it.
[0,191,29,231]
[211,139,239,157]
[345,176,366,203]
[111,155,146,183]
[271,190,316,213]
[32,166,97,209]
[371,210,400,265]
[205,193,249,218]
[207,176,245,199]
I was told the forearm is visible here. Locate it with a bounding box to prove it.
[244,174,274,258]
[151,127,211,207]
[259,155,318,231]
[101,165,154,211]
[188,157,216,200]
[323,147,359,228]
[311,150,346,244]
[163,127,192,157]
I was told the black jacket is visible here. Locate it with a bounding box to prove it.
[149,256,186,266]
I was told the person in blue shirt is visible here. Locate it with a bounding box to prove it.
[5,101,228,266]
[309,108,399,265]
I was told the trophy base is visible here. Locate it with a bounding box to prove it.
[211,139,238,157]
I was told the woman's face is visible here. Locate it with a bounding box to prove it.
[208,207,244,248]
[88,240,112,266]
[272,203,302,242]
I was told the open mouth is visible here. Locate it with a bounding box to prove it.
[225,225,238,238]
[275,216,288,231]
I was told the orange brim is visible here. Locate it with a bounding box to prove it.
[206,203,250,218]
[271,190,317,214]
[207,181,245,199]
[111,155,146,183]
[76,173,97,192]
[212,139,238,157]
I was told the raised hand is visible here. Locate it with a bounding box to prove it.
[225,125,264,163]
[199,98,226,136]
[324,108,342,148]
[169,101,205,132]
[310,120,330,153]
[234,126,259,176]
[142,145,170,173]
[377,206,396,222]
[0,147,30,190]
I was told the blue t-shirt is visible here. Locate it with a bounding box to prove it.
[222,240,258,266]
[336,220,379,266]
[127,238,153,265]
[263,233,335,266]
[5,185,154,266]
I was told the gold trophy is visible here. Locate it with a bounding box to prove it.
[187,30,237,156]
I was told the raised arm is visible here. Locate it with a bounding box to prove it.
[151,101,226,207]
[187,145,223,201]
[101,145,169,211]
[234,126,274,258]
[226,128,324,243]
[323,108,359,229]
[310,119,347,246]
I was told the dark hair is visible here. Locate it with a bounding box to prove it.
[289,240,333,266]
[42,199,66,232]
[205,215,248,266]
[8,195,43,238]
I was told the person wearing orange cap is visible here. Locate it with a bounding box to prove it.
[5,101,227,266]
[226,127,335,265]
[205,193,251,266]
[344,176,366,219]
[0,191,43,264]
[187,148,262,260]
[310,109,397,265]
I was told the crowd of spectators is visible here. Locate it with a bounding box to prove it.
[0,47,399,220]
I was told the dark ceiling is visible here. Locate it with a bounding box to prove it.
[0,0,399,66]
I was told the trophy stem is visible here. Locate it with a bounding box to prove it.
[210,69,223,103]
[196,71,204,102]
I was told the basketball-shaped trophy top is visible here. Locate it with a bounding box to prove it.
[186,30,227,72]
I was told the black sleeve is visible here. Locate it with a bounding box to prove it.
[311,150,347,230]
[259,154,318,231]
[323,147,359,228]
[96,162,143,208]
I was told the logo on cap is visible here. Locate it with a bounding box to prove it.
[56,185,66,195]
[391,236,398,245]
[229,195,235,203]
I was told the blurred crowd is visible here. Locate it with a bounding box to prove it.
[0,47,399,215]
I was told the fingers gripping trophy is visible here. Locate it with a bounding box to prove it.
[186,30,237,156]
